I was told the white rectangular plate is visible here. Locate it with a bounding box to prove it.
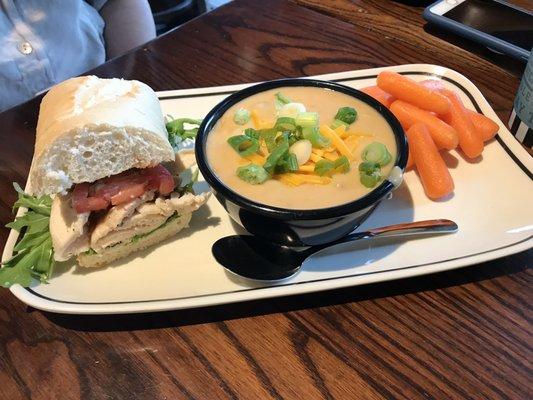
[4,64,533,314]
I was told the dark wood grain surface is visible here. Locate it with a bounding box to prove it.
[0,0,531,398]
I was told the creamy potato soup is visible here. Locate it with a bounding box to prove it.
[206,87,397,209]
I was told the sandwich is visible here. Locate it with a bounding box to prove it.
[1,76,209,286]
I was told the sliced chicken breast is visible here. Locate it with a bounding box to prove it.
[90,191,155,245]
[91,191,210,251]
[50,193,90,261]
[91,214,167,251]
[136,191,210,217]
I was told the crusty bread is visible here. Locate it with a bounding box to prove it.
[76,212,192,268]
[29,76,174,196]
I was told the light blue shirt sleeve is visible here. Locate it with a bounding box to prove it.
[0,0,107,112]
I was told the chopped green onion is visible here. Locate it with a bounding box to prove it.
[334,107,357,125]
[358,161,382,188]
[275,131,300,147]
[275,117,296,131]
[289,139,312,165]
[244,128,261,140]
[314,159,334,176]
[361,142,392,166]
[302,126,330,148]
[259,128,278,152]
[295,112,319,128]
[333,155,350,173]
[314,155,350,176]
[276,152,299,173]
[279,102,306,118]
[330,119,348,130]
[359,161,381,174]
[287,131,301,146]
[227,135,260,157]
[275,92,292,106]
[286,153,299,171]
[263,141,289,175]
[234,108,251,125]
[237,164,269,184]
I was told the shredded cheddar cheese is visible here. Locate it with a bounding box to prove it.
[334,125,348,139]
[245,153,266,165]
[250,109,260,128]
[298,164,315,173]
[343,135,360,154]
[309,153,323,163]
[323,151,339,161]
[276,173,332,186]
[320,125,353,159]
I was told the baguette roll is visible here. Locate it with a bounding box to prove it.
[29,76,174,196]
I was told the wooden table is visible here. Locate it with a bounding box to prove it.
[0,1,531,398]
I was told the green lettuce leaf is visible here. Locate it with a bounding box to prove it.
[1,183,54,288]
[12,183,52,215]
[179,168,199,195]
[166,118,203,147]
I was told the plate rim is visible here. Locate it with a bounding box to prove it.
[5,63,533,314]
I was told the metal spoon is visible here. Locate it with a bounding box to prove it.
[212,219,458,282]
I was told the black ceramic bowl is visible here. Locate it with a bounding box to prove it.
[195,79,408,246]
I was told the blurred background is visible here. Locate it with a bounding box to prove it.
[150,0,230,35]
[0,0,231,112]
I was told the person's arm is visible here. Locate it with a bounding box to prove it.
[99,0,156,59]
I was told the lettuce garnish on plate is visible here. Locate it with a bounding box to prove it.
[166,118,203,148]
[0,183,54,287]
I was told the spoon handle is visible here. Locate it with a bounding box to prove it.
[305,219,458,257]
[351,218,458,240]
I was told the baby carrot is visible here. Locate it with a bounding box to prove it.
[406,123,454,199]
[420,80,498,141]
[440,90,484,158]
[406,149,414,170]
[466,110,499,141]
[390,100,459,150]
[419,79,446,91]
[377,71,451,114]
[360,85,396,107]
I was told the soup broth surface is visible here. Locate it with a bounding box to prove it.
[206,87,397,209]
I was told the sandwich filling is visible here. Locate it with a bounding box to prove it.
[50,163,208,262]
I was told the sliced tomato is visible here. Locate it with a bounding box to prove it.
[110,183,147,205]
[72,182,89,202]
[71,164,176,214]
[79,197,109,213]
[150,165,175,195]
[72,183,109,213]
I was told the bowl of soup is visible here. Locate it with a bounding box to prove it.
[195,79,407,246]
